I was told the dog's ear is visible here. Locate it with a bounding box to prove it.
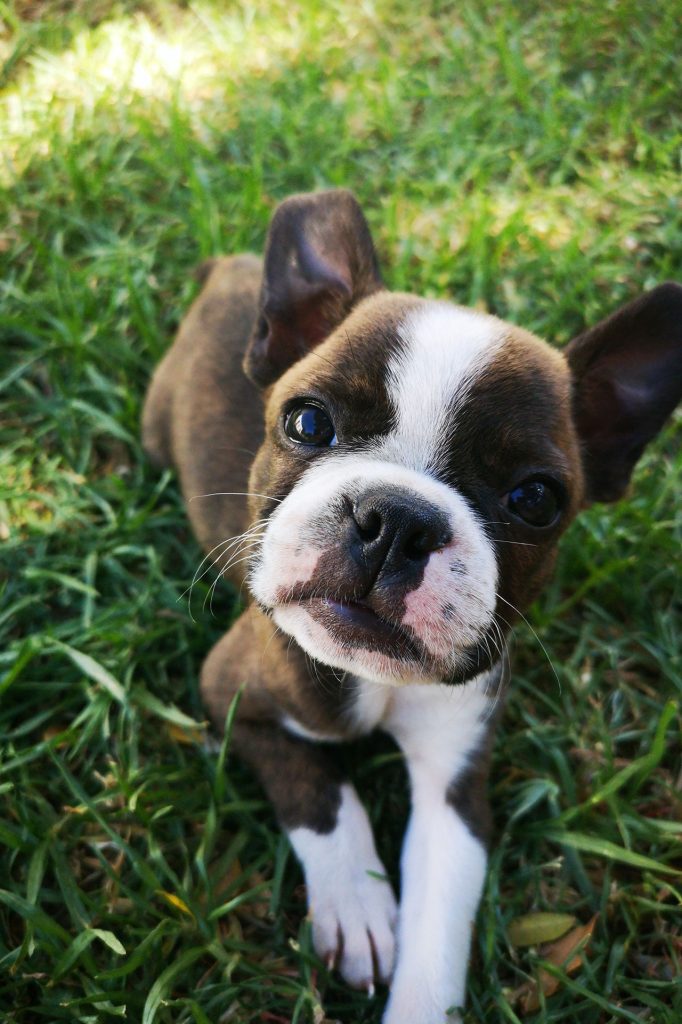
[243,190,383,387]
[565,282,682,503]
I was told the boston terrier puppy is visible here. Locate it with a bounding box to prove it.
[142,189,682,1023]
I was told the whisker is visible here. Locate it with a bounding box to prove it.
[493,540,537,547]
[495,593,561,694]
[482,620,509,720]
[189,490,283,504]
[184,521,268,605]
[206,549,262,613]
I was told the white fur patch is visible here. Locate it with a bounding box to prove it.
[380,303,505,473]
[384,671,492,788]
[267,543,323,600]
[288,784,398,988]
[345,676,393,734]
[280,713,346,744]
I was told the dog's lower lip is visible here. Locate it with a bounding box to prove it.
[325,598,383,628]
[303,597,424,661]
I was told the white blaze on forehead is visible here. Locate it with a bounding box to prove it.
[382,302,506,471]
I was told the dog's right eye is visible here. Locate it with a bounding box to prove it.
[284,403,337,447]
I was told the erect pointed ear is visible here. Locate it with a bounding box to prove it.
[243,189,383,387]
[565,282,682,503]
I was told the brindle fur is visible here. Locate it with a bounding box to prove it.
[142,253,263,563]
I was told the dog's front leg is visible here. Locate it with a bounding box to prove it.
[382,674,499,1024]
[288,775,398,990]
[200,609,397,991]
[383,769,487,1023]
[236,718,398,989]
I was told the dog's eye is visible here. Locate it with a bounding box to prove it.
[284,403,337,447]
[505,478,562,528]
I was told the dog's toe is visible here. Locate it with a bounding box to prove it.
[310,874,397,988]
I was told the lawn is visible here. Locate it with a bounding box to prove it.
[1,1,681,1021]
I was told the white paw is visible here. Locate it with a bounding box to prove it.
[288,784,398,989]
[309,865,397,988]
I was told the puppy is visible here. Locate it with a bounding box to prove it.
[142,190,682,1023]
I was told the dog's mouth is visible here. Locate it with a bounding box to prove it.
[296,596,426,663]
[270,591,497,684]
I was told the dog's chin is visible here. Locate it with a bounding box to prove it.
[272,599,481,686]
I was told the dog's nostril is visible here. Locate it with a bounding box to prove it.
[404,528,432,560]
[404,525,451,561]
[355,508,382,542]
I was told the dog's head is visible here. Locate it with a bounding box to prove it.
[245,190,682,685]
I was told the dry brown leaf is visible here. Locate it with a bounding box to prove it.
[165,721,207,746]
[515,913,598,1013]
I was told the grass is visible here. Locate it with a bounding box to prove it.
[1,0,681,1020]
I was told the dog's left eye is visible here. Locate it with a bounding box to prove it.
[284,403,337,446]
[505,478,562,528]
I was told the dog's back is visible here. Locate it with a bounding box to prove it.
[142,254,263,565]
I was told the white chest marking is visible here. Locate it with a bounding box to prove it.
[381,302,505,473]
[383,672,492,779]
[345,676,393,733]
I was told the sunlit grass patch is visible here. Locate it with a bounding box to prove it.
[2,1,396,178]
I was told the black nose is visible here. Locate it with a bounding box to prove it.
[350,488,452,584]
